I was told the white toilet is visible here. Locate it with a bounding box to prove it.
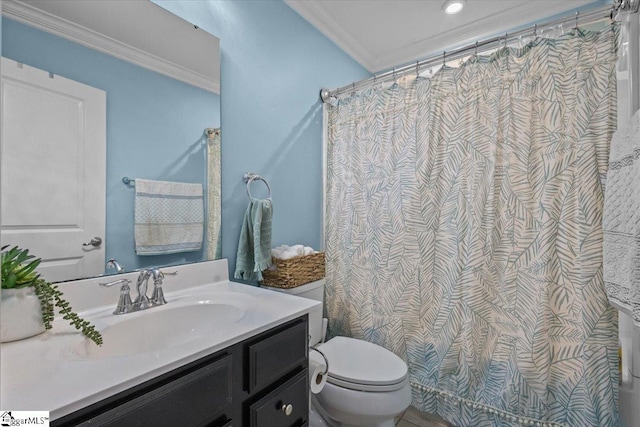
[263,279,412,427]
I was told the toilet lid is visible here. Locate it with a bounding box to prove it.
[317,337,408,388]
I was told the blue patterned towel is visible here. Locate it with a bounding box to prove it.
[234,199,273,281]
[134,179,204,255]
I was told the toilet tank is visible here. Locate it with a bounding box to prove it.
[261,279,324,345]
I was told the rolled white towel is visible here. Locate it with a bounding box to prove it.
[279,250,299,260]
[272,245,295,260]
[271,244,316,259]
[290,244,304,256]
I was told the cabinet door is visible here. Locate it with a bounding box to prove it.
[249,370,308,427]
[77,354,232,427]
[246,319,307,393]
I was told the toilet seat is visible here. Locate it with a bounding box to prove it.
[317,336,408,392]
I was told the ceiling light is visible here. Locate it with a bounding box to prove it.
[443,0,466,15]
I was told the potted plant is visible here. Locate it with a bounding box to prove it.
[1,245,102,345]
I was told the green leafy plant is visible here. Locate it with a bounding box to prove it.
[1,245,103,346]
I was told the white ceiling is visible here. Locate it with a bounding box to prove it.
[285,0,604,73]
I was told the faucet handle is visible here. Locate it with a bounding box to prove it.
[99,279,133,315]
[99,278,131,287]
[151,269,178,281]
[149,269,177,306]
[151,285,167,306]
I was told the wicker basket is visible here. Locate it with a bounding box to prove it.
[260,252,325,289]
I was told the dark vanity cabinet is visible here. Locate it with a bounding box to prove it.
[243,319,309,427]
[52,315,309,427]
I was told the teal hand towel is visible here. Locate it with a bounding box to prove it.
[234,198,273,281]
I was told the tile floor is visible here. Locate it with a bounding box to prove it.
[395,406,455,427]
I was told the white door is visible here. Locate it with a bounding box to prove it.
[1,57,106,282]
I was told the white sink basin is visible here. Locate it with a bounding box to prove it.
[73,292,256,359]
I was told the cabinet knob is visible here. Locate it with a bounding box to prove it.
[280,403,293,416]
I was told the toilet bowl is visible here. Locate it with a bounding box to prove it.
[262,280,412,427]
[312,336,412,427]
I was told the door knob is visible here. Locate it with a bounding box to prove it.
[83,237,102,247]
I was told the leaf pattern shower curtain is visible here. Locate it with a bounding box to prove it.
[326,28,618,427]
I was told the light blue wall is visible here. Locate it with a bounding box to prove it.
[152,0,370,281]
[2,18,221,273]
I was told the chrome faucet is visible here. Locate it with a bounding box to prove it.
[100,267,178,315]
[105,258,124,274]
[134,269,153,311]
[133,268,178,311]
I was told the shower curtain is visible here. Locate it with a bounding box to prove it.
[325,27,618,427]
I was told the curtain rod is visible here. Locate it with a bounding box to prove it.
[321,1,637,102]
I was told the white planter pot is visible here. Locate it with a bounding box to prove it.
[1,287,46,342]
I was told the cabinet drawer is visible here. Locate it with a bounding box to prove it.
[249,369,308,427]
[247,319,307,393]
[78,354,233,427]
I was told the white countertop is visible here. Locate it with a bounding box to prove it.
[0,259,321,420]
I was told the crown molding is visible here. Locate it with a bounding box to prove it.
[285,0,597,74]
[284,0,377,72]
[1,0,220,94]
[369,2,588,72]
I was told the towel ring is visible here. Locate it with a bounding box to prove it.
[243,172,271,200]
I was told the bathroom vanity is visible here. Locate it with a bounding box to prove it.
[0,260,321,427]
[54,316,309,427]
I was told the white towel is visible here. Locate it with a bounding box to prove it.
[279,250,299,260]
[290,244,304,256]
[271,244,316,260]
[134,179,204,255]
[603,109,640,324]
[271,248,297,260]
